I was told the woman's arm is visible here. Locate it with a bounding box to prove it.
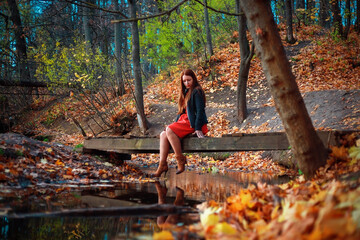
[193,89,207,133]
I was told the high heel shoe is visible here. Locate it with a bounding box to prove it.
[152,164,168,178]
[175,154,187,175]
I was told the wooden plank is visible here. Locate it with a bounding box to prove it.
[83,131,352,154]
[84,137,160,153]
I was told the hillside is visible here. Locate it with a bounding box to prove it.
[9,25,360,147]
[2,25,360,240]
[133,25,359,137]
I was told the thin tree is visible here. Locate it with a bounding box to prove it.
[343,0,351,39]
[331,0,343,37]
[114,0,125,95]
[285,0,296,43]
[356,0,360,32]
[203,0,213,57]
[7,0,31,83]
[319,0,331,28]
[295,0,305,26]
[0,12,10,81]
[129,0,148,133]
[307,0,316,25]
[82,0,92,52]
[239,0,328,179]
[235,0,254,122]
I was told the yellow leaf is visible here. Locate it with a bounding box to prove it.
[240,191,252,206]
[279,183,289,190]
[349,146,360,160]
[201,212,220,227]
[271,205,280,219]
[55,159,64,166]
[153,230,174,240]
[213,222,238,235]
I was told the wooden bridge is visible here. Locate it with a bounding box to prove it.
[82,130,356,159]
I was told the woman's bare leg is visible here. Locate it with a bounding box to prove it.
[166,127,187,174]
[165,127,182,156]
[153,131,170,177]
[159,130,170,164]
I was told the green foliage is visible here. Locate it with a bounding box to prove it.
[34,36,115,91]
[40,102,68,126]
[139,0,237,71]
[349,146,360,160]
[15,150,23,157]
[74,143,83,150]
[330,28,342,42]
[0,149,4,156]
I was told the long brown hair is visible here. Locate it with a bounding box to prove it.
[177,69,206,114]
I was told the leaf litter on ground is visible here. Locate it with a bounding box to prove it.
[2,24,360,239]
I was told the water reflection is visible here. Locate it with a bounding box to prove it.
[0,169,290,239]
[1,216,160,240]
[155,181,184,226]
[146,168,290,202]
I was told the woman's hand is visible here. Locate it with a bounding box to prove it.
[195,130,205,138]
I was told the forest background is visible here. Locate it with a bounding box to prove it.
[1,0,359,176]
[0,0,360,238]
[1,0,358,135]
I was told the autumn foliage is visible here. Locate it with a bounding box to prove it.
[2,23,360,239]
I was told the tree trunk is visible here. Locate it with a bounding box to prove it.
[356,0,360,32]
[277,0,286,23]
[331,0,343,37]
[306,0,315,24]
[129,0,148,133]
[235,0,254,123]
[285,0,296,43]
[82,2,92,52]
[203,0,213,57]
[123,24,130,73]
[7,0,31,83]
[343,0,351,39]
[319,0,330,28]
[0,12,10,81]
[114,0,125,95]
[296,0,305,25]
[239,0,328,179]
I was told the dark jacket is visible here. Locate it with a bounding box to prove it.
[175,88,208,131]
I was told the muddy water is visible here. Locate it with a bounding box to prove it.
[0,169,290,239]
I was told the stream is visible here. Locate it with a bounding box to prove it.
[0,168,290,239]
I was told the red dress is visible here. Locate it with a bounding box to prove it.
[168,111,208,138]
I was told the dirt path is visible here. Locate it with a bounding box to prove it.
[133,40,359,136]
[139,84,359,137]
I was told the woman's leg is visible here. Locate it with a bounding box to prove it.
[165,127,182,156]
[155,182,168,225]
[159,130,170,163]
[153,131,170,177]
[166,127,187,174]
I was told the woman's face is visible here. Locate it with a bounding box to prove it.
[182,75,193,89]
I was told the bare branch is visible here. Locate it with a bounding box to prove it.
[111,0,189,23]
[0,12,9,20]
[63,0,128,18]
[194,0,243,16]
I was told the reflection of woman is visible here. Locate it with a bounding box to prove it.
[155,181,184,225]
[153,69,208,177]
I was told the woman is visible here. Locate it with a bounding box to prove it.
[153,69,208,177]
